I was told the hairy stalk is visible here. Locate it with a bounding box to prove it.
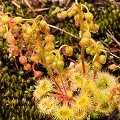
[36,32,63,94]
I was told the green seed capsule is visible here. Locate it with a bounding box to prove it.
[84,12,93,21]
[90,49,96,55]
[98,55,106,64]
[93,62,101,70]
[86,47,91,54]
[61,11,67,18]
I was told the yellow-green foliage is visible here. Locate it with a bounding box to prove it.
[33,61,119,120]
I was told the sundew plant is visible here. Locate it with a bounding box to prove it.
[0,0,120,120]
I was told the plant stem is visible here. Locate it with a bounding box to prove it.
[81,47,85,75]
[37,32,63,94]
[75,0,78,4]
[58,70,66,94]
[79,8,86,75]
[93,70,97,81]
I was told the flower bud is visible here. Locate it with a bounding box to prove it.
[22,23,30,32]
[2,15,9,23]
[23,33,31,39]
[57,60,64,68]
[4,31,12,39]
[93,24,99,33]
[45,24,50,32]
[45,42,54,51]
[45,35,55,43]
[84,12,93,21]
[108,64,117,70]
[9,45,19,56]
[46,55,54,64]
[19,55,27,65]
[72,5,78,13]
[66,46,73,56]
[57,13,62,18]
[15,17,23,23]
[52,61,57,69]
[61,11,67,18]
[83,31,91,39]
[89,21,94,31]
[6,35,15,45]
[86,47,91,54]
[24,63,31,70]
[74,14,79,22]
[40,19,47,28]
[98,55,106,64]
[26,28,33,35]
[90,49,96,55]
[0,26,7,33]
[93,62,101,70]
[68,12,73,18]
[34,46,41,54]
[98,44,104,50]
[9,17,23,24]
[79,38,89,46]
[34,71,43,78]
[31,53,39,63]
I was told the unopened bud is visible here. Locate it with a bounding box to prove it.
[24,63,31,70]
[19,55,27,65]
[9,45,19,56]
[98,55,106,64]
[57,60,64,68]
[57,13,62,18]
[45,35,55,43]
[66,46,73,56]
[84,12,93,21]
[108,64,117,70]
[34,71,43,78]
[61,11,67,18]
[79,37,89,46]
[9,17,23,24]
[93,62,101,70]
[31,53,39,63]
[83,31,91,39]
[2,15,9,23]
[6,35,15,45]
[40,19,47,28]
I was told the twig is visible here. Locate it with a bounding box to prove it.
[106,30,120,47]
[12,1,20,8]
[48,24,81,40]
[100,38,120,59]
[105,47,120,58]
[28,8,49,12]
[66,0,71,7]
[24,0,37,15]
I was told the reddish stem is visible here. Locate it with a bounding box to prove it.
[67,58,77,65]
[52,88,63,95]
[93,70,97,81]
[81,47,85,75]
[14,56,19,71]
